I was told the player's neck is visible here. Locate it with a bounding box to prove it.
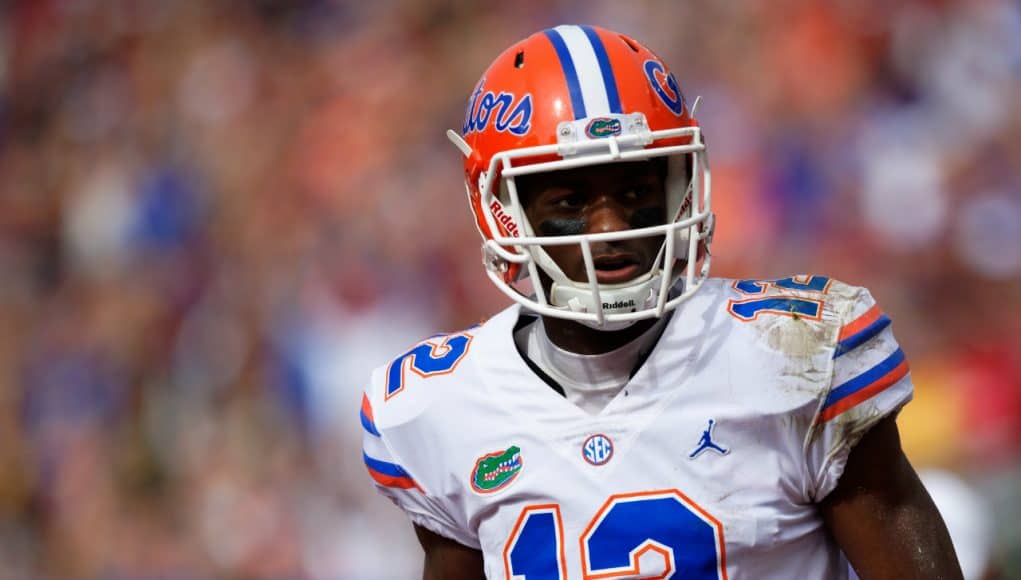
[539,316,661,355]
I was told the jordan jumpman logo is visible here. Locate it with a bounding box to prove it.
[689,419,729,458]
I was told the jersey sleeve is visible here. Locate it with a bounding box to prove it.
[804,286,914,501]
[360,384,481,549]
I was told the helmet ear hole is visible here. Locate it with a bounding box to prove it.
[514,50,525,69]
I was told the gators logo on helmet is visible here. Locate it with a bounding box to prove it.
[584,117,623,138]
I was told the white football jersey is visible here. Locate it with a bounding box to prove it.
[361,277,913,579]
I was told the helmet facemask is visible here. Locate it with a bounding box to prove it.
[456,117,714,330]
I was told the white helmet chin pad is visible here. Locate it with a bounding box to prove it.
[550,273,664,331]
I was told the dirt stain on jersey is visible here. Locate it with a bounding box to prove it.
[762,316,831,358]
[833,404,883,459]
[810,400,884,452]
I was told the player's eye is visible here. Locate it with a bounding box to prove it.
[550,192,586,211]
[621,185,652,202]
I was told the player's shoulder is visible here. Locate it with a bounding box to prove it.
[685,275,887,361]
[708,274,879,323]
[363,303,520,432]
[680,276,899,415]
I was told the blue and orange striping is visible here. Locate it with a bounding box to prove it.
[360,393,380,437]
[834,304,891,358]
[363,452,422,491]
[819,348,909,423]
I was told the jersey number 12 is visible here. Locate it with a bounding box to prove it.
[504,489,727,579]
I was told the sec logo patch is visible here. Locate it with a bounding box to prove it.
[582,434,614,466]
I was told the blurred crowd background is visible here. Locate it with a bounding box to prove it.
[1,0,1019,578]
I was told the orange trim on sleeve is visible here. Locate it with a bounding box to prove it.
[361,393,375,423]
[367,467,422,492]
[818,359,909,423]
[838,304,882,342]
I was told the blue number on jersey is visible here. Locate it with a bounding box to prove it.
[505,491,725,579]
[728,275,830,322]
[734,275,830,295]
[733,279,769,294]
[506,506,566,580]
[583,491,724,579]
[772,275,831,293]
[385,332,473,399]
[728,297,823,321]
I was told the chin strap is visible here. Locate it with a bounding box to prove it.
[549,274,663,331]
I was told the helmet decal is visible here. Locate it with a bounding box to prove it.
[543,25,623,119]
[643,60,685,116]
[579,25,623,115]
[462,80,533,136]
[584,117,623,139]
[489,199,521,237]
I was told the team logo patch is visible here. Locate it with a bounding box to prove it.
[471,445,522,493]
[462,78,533,137]
[643,60,685,116]
[582,434,614,466]
[584,117,623,139]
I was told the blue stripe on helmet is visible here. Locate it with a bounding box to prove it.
[580,25,622,114]
[543,28,586,119]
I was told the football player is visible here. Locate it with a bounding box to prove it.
[361,25,963,579]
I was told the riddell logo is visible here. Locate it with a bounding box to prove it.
[490,201,520,237]
[603,299,637,310]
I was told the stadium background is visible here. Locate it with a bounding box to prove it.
[2,0,1019,577]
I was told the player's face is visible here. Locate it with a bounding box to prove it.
[517,160,668,286]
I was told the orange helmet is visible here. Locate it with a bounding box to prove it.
[448,25,713,329]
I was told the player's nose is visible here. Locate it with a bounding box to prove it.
[586,196,630,234]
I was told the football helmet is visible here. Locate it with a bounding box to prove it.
[448,24,713,329]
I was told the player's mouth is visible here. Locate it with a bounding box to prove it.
[592,253,644,284]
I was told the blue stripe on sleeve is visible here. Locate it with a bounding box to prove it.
[822,348,905,412]
[580,25,622,114]
[360,408,381,437]
[543,28,586,119]
[363,452,411,478]
[833,314,892,358]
